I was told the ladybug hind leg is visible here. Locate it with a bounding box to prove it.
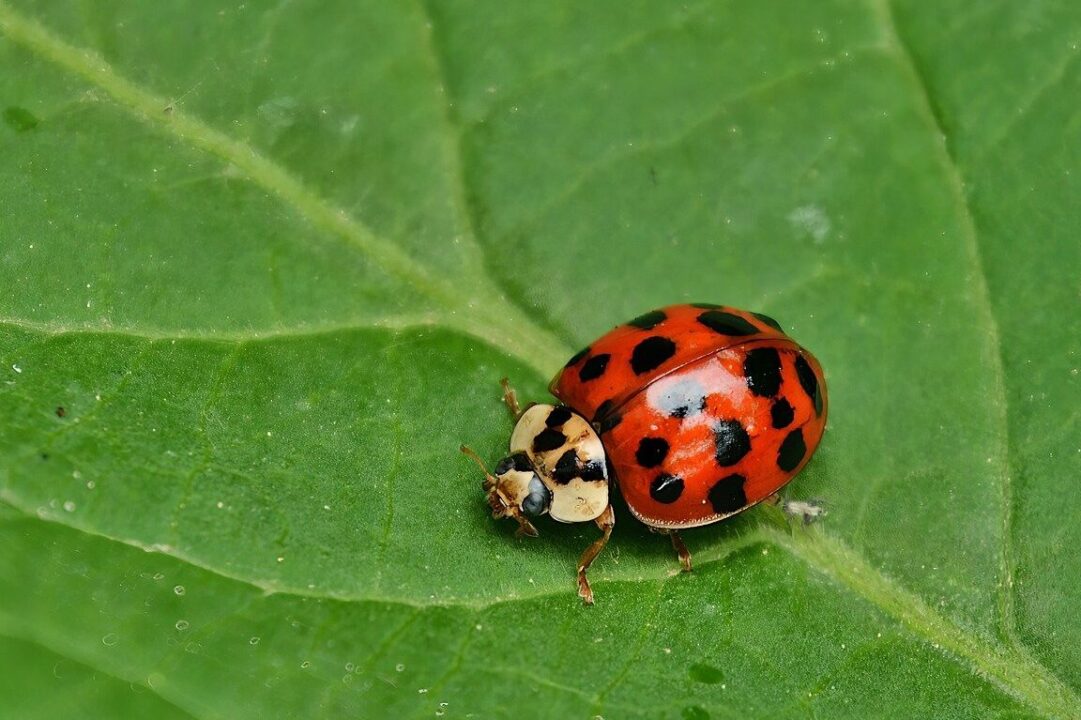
[576,504,615,605]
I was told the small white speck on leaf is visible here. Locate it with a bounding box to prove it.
[788,205,831,243]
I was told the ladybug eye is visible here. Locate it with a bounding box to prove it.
[521,475,551,516]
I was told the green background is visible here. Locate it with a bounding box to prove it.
[1,1,1079,718]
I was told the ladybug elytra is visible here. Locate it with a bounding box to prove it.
[462,304,828,604]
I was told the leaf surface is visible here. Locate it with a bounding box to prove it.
[0,1,1078,717]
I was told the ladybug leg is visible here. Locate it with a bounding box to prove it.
[576,504,615,605]
[668,531,693,573]
[762,492,782,506]
[499,377,521,418]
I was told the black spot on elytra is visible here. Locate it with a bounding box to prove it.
[713,420,751,467]
[778,428,806,472]
[795,354,823,416]
[743,347,782,397]
[579,353,610,382]
[635,437,669,468]
[565,346,590,367]
[545,406,572,428]
[697,310,759,336]
[553,449,580,484]
[650,473,684,504]
[627,309,667,330]
[630,336,676,375]
[533,428,566,453]
[708,473,747,514]
[690,303,721,309]
[752,312,783,332]
[770,398,794,429]
[598,412,622,434]
[594,398,622,433]
[3,106,39,132]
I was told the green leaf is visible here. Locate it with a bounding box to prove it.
[0,1,1078,717]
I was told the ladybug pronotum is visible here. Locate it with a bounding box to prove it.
[462,304,828,604]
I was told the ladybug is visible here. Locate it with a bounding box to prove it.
[461,303,827,604]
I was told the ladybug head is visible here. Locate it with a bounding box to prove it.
[460,446,551,538]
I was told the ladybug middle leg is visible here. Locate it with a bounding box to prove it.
[668,531,693,573]
[649,528,693,573]
[576,504,615,605]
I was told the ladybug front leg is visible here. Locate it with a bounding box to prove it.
[499,377,521,418]
[576,504,615,605]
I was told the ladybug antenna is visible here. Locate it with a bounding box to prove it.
[460,444,495,480]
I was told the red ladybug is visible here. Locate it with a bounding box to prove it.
[462,304,827,604]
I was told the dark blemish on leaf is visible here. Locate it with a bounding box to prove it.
[681,707,711,720]
[4,106,39,132]
[649,166,658,185]
[55,406,66,418]
[688,663,725,684]
[40,453,49,461]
